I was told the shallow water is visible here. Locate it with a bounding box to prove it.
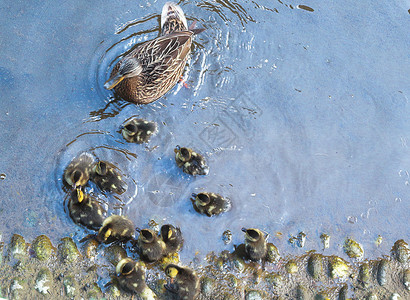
[0,0,409,264]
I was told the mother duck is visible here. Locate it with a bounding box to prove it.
[104,2,204,104]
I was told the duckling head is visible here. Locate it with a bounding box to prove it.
[122,123,137,138]
[194,193,210,207]
[95,161,108,176]
[98,224,113,243]
[175,146,192,162]
[71,188,85,204]
[70,169,86,187]
[139,229,155,244]
[242,228,262,243]
[160,224,176,242]
[116,257,135,276]
[165,264,179,279]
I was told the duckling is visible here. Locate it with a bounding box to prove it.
[174,146,209,176]
[160,224,183,254]
[191,192,231,217]
[121,118,158,144]
[63,152,94,187]
[164,264,200,300]
[68,188,106,230]
[116,257,157,298]
[136,228,166,262]
[242,228,268,261]
[97,215,134,244]
[91,161,127,194]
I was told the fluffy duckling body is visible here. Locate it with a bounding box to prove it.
[160,224,183,254]
[104,3,204,104]
[174,146,209,176]
[121,118,158,144]
[63,152,94,188]
[164,264,199,300]
[242,228,268,261]
[137,229,166,262]
[116,258,157,298]
[68,188,105,230]
[91,161,127,194]
[191,192,231,217]
[97,215,134,244]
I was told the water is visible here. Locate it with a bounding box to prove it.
[0,0,409,264]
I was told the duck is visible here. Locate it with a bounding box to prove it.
[136,228,166,262]
[164,264,200,300]
[68,188,106,230]
[116,257,157,298]
[160,224,183,254]
[121,117,158,144]
[191,192,231,217]
[91,161,127,195]
[63,152,95,188]
[104,2,204,104]
[97,215,134,244]
[174,146,209,176]
[242,228,268,262]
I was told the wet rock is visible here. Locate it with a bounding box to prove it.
[82,238,99,260]
[8,234,27,259]
[328,256,350,279]
[403,269,410,291]
[315,292,330,300]
[200,276,214,297]
[35,268,52,295]
[58,237,81,263]
[307,253,323,280]
[106,280,121,298]
[390,293,401,300]
[338,284,348,300]
[343,238,364,259]
[320,233,330,249]
[222,230,232,245]
[226,274,238,288]
[366,292,378,300]
[391,240,409,264]
[297,232,306,248]
[375,235,383,247]
[285,260,298,273]
[31,235,54,261]
[358,261,371,287]
[9,277,26,300]
[104,244,127,266]
[63,275,77,299]
[266,243,280,263]
[245,290,263,300]
[153,278,167,296]
[377,259,388,286]
[232,257,245,272]
[265,273,282,288]
[87,282,103,299]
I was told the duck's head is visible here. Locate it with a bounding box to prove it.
[165,264,179,279]
[175,146,192,162]
[95,161,108,176]
[121,122,138,138]
[116,257,135,276]
[242,228,262,243]
[139,229,155,244]
[161,224,176,242]
[194,193,210,206]
[70,169,86,187]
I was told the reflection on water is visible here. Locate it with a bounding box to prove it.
[0,0,409,266]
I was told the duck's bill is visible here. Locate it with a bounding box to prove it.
[104,74,125,90]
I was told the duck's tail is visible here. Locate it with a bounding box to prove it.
[161,2,188,35]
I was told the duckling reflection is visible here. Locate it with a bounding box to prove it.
[68,188,106,230]
[136,228,166,262]
[116,257,157,298]
[91,161,127,194]
[242,228,268,262]
[104,2,204,104]
[63,152,94,188]
[121,118,158,144]
[174,146,209,176]
[97,215,134,244]
[160,224,183,254]
[164,264,199,300]
[191,192,231,217]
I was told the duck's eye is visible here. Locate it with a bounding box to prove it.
[125,124,137,132]
[141,229,154,242]
[247,229,260,241]
[196,193,210,205]
[121,262,134,275]
[72,170,82,185]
